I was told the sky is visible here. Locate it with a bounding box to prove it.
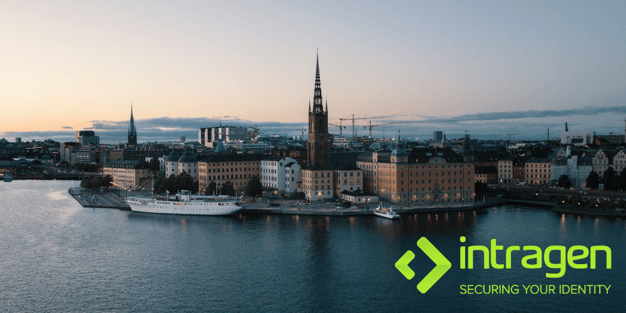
[1,1,625,143]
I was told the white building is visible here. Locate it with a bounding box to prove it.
[177,151,198,181]
[164,151,180,178]
[561,130,595,146]
[551,155,593,189]
[199,126,248,147]
[260,156,300,195]
[284,162,302,195]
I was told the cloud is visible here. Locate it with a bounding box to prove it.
[61,126,73,129]
[414,105,626,123]
[1,106,623,143]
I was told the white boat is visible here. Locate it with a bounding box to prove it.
[373,205,400,219]
[3,174,12,182]
[127,190,244,216]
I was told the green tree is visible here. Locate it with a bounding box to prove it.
[220,181,236,196]
[585,171,599,189]
[245,175,264,198]
[174,172,197,193]
[602,167,616,190]
[101,175,113,188]
[557,175,571,189]
[148,157,161,173]
[474,182,488,196]
[206,181,217,195]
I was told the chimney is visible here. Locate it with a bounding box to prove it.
[565,122,568,132]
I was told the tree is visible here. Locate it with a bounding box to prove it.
[101,175,113,188]
[585,171,599,189]
[245,175,264,198]
[602,167,615,190]
[557,175,571,189]
[220,181,236,196]
[474,182,488,196]
[149,157,161,173]
[206,182,217,195]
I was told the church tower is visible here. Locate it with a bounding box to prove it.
[128,105,138,146]
[307,54,330,168]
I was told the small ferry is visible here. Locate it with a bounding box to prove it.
[3,174,12,182]
[373,205,400,219]
[127,190,244,216]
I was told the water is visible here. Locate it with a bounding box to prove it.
[1,181,624,312]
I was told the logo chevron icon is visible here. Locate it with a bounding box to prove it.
[395,237,451,293]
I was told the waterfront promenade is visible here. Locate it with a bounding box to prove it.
[67,188,503,216]
[68,188,130,210]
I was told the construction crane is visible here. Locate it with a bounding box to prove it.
[506,134,521,144]
[339,114,379,138]
[294,126,307,139]
[363,121,392,138]
[329,123,346,137]
[247,124,260,143]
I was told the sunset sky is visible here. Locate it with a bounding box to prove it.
[2,1,625,143]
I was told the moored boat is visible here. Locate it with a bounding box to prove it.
[373,205,400,219]
[127,190,244,216]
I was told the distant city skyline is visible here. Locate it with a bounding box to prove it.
[2,1,625,141]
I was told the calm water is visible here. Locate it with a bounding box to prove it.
[1,181,624,312]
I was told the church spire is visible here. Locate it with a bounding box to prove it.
[129,104,137,136]
[128,103,138,146]
[312,52,324,113]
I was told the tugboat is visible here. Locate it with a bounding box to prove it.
[373,204,400,219]
[3,174,12,182]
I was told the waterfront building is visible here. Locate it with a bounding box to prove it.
[103,160,154,190]
[524,159,551,186]
[260,156,301,196]
[197,154,263,194]
[357,147,475,205]
[475,166,497,184]
[164,151,181,177]
[340,189,378,204]
[550,155,592,189]
[498,158,513,184]
[284,162,301,195]
[512,158,527,185]
[612,150,626,175]
[177,151,198,181]
[301,167,334,201]
[333,163,363,197]
[592,149,616,178]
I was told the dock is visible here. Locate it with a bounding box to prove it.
[68,188,131,210]
[67,188,505,216]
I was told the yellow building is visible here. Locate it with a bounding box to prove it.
[524,159,551,186]
[198,155,263,194]
[103,161,154,190]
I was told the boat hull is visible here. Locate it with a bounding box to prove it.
[373,210,400,219]
[128,200,243,216]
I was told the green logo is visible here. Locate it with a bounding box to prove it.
[395,237,451,293]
